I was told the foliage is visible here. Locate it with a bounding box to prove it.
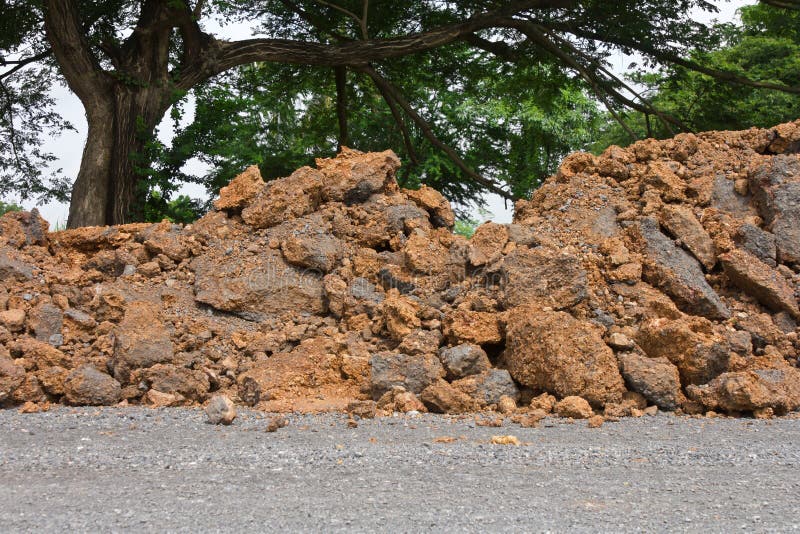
[453,217,480,239]
[592,3,800,150]
[141,190,205,224]
[0,200,22,217]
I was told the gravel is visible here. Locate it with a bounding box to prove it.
[1,407,799,532]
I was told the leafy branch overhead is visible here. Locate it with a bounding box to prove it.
[1,0,799,227]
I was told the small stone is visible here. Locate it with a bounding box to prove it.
[497,395,517,414]
[205,395,237,425]
[265,416,289,432]
[346,400,377,419]
[143,389,184,407]
[555,396,594,419]
[607,332,634,351]
[18,401,41,414]
[587,415,605,428]
[490,435,520,446]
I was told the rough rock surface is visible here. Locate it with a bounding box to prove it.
[1,123,799,417]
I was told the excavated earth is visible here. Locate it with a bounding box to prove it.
[2,121,800,422]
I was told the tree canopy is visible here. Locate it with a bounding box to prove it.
[1,1,799,227]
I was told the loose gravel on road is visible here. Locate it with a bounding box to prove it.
[1,407,799,532]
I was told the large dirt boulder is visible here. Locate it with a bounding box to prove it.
[110,302,175,383]
[617,351,685,410]
[504,307,625,407]
[369,352,445,399]
[63,366,121,406]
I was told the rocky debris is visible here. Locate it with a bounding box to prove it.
[1,124,799,418]
[505,308,625,407]
[632,217,730,320]
[265,415,289,432]
[555,396,594,419]
[206,395,237,425]
[720,249,799,319]
[369,352,445,398]
[587,415,605,428]
[617,352,685,410]
[419,379,478,414]
[437,344,491,380]
[63,366,121,406]
[749,155,800,265]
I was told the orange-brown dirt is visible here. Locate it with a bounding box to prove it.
[2,122,800,419]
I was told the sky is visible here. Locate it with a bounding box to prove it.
[16,0,753,227]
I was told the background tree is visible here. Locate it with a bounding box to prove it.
[593,2,800,148]
[2,0,799,227]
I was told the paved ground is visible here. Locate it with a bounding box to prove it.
[0,407,798,532]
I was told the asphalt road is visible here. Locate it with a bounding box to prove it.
[1,407,799,533]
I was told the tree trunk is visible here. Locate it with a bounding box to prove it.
[66,106,114,228]
[66,86,168,228]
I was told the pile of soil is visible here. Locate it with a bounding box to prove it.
[2,121,800,420]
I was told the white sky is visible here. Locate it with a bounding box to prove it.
[16,1,752,226]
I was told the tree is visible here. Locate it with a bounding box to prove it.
[592,2,800,148]
[155,46,601,212]
[2,0,799,227]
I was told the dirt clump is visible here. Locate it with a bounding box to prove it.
[1,124,800,419]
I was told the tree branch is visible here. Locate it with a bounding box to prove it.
[363,70,419,165]
[43,0,111,107]
[357,64,515,200]
[0,50,53,81]
[176,0,572,89]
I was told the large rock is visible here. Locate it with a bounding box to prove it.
[214,165,265,211]
[281,233,343,273]
[419,379,478,414]
[687,367,800,414]
[242,167,323,229]
[504,307,625,407]
[369,352,445,399]
[193,245,325,319]
[633,217,729,320]
[438,344,491,380]
[404,185,455,228]
[658,205,716,271]
[63,366,122,406]
[0,358,25,403]
[720,249,799,319]
[451,369,520,407]
[0,250,33,282]
[316,148,400,204]
[143,364,210,402]
[500,248,587,310]
[749,155,800,264]
[734,223,777,267]
[110,301,175,383]
[635,317,729,386]
[0,209,49,248]
[617,351,685,410]
[28,303,63,345]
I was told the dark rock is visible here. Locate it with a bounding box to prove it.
[617,351,685,410]
[734,224,777,267]
[452,369,520,407]
[711,174,756,219]
[281,233,343,273]
[437,344,491,380]
[143,364,210,402]
[634,217,729,320]
[659,205,716,271]
[111,302,175,383]
[749,155,800,264]
[63,366,122,406]
[369,351,445,399]
[28,303,63,345]
[0,250,33,282]
[0,209,49,248]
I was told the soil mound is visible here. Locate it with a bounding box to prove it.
[2,122,800,419]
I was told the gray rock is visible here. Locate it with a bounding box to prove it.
[734,224,777,267]
[205,395,237,425]
[369,352,445,399]
[636,217,729,320]
[453,369,520,406]
[711,174,756,219]
[438,344,491,380]
[281,233,343,273]
[749,156,800,265]
[0,251,33,282]
[28,303,63,345]
[617,352,684,410]
[506,224,541,247]
[63,366,122,406]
